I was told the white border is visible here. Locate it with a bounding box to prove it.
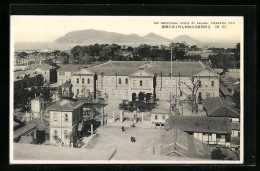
[9,16,244,164]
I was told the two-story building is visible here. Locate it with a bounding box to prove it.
[70,68,95,99]
[56,64,89,86]
[89,61,219,102]
[47,99,85,146]
[35,64,57,84]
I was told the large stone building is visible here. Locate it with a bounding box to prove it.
[62,61,219,102]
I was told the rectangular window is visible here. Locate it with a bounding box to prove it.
[77,89,79,94]
[64,113,68,122]
[145,80,149,87]
[118,78,122,84]
[155,115,158,120]
[162,115,165,120]
[205,81,208,87]
[88,78,90,84]
[216,134,221,139]
[211,81,215,87]
[112,78,115,84]
[82,78,84,84]
[112,89,115,95]
[198,80,202,87]
[140,80,143,87]
[125,78,128,84]
[180,91,183,96]
[125,89,128,95]
[54,130,57,136]
[172,79,176,86]
[77,78,79,84]
[53,113,58,121]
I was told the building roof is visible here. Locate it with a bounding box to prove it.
[47,99,85,111]
[37,64,56,70]
[31,96,44,101]
[166,115,231,134]
[57,64,89,72]
[151,108,170,114]
[13,123,38,140]
[90,61,206,77]
[202,97,240,118]
[24,64,39,70]
[14,69,39,80]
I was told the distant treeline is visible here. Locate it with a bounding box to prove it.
[15,43,240,69]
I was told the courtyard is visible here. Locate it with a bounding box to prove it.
[85,125,187,160]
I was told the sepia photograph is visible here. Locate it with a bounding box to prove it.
[10,15,243,164]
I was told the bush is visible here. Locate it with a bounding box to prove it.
[211,148,226,160]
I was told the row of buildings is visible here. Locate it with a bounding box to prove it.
[57,61,219,102]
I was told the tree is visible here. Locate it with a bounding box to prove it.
[211,148,226,160]
[17,52,28,65]
[138,92,145,101]
[169,42,188,60]
[179,76,201,113]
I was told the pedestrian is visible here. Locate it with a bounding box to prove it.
[121,126,125,132]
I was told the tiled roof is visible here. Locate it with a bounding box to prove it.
[202,97,240,118]
[90,61,206,77]
[151,108,169,114]
[14,123,38,140]
[91,61,148,76]
[166,115,231,134]
[57,64,89,72]
[47,99,85,111]
[37,64,56,70]
[24,64,39,70]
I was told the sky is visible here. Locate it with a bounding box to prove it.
[11,16,243,43]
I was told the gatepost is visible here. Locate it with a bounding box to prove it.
[134,110,137,123]
[142,112,144,123]
[120,110,124,123]
[91,124,93,135]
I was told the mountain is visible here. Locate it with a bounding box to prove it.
[55,29,172,45]
[172,35,200,46]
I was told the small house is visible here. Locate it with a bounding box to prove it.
[150,108,169,128]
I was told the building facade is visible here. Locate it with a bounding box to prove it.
[47,100,85,146]
[58,61,220,102]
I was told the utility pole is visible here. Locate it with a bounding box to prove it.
[170,46,173,115]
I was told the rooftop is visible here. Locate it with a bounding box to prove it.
[57,64,89,72]
[14,123,38,140]
[47,99,85,111]
[202,97,240,118]
[90,61,206,77]
[24,64,39,70]
[37,64,56,70]
[166,115,231,134]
